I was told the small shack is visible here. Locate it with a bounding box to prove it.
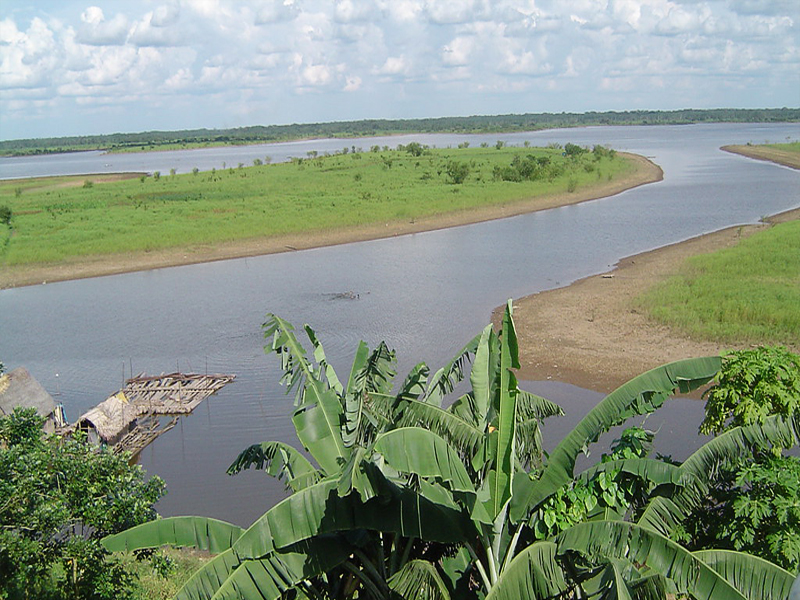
[76,392,140,446]
[0,367,65,433]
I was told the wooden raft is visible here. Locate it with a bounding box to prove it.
[70,372,235,457]
[122,372,235,415]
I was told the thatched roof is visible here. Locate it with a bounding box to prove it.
[77,392,141,446]
[0,367,57,419]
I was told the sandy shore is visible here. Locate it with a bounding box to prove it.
[1,152,661,289]
[722,145,800,170]
[508,207,800,393]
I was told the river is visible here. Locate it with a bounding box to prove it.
[1,123,798,526]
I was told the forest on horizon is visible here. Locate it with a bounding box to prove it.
[2,107,798,156]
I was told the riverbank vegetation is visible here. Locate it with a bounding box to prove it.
[636,219,800,345]
[722,141,800,169]
[2,107,798,156]
[0,143,633,267]
[99,306,798,599]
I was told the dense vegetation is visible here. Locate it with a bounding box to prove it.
[0,143,632,267]
[2,108,798,156]
[0,408,166,599]
[636,219,800,345]
[101,305,799,599]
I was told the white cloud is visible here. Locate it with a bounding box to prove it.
[0,0,796,139]
[442,36,474,66]
[344,74,362,90]
[255,0,299,24]
[376,55,411,76]
[152,3,181,27]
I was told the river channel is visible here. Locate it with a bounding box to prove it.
[1,123,798,526]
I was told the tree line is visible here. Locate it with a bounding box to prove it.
[2,108,798,156]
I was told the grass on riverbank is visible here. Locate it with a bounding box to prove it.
[722,141,800,169]
[0,144,632,267]
[636,219,800,344]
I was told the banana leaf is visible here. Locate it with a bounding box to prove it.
[485,541,568,600]
[226,440,321,492]
[233,479,472,560]
[388,559,452,600]
[693,549,795,600]
[555,520,746,599]
[102,516,243,554]
[511,356,721,521]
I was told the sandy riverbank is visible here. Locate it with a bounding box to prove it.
[507,207,800,393]
[1,152,661,289]
[722,145,800,170]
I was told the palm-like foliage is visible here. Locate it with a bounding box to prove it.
[103,304,798,599]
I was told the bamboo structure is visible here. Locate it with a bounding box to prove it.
[68,372,234,456]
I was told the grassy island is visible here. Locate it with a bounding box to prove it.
[0,143,660,287]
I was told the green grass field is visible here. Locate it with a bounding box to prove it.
[0,144,633,266]
[636,219,800,344]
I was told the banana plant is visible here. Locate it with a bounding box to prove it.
[102,304,799,599]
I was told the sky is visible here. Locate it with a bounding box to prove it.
[0,0,798,141]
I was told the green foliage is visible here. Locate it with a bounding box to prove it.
[672,346,800,572]
[564,142,586,157]
[0,407,165,599]
[636,220,800,344]
[533,427,654,539]
[82,179,93,189]
[0,205,12,225]
[680,455,800,572]
[104,307,793,600]
[0,146,635,267]
[444,160,470,184]
[701,346,800,435]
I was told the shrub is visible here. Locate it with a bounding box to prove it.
[0,205,11,225]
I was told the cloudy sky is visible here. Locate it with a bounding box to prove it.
[1,0,797,141]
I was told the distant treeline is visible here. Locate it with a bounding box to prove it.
[2,108,798,156]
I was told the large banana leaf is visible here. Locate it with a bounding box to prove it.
[210,538,352,600]
[639,413,800,534]
[488,300,518,521]
[102,516,244,554]
[511,356,721,521]
[484,541,568,600]
[693,549,796,600]
[233,478,473,560]
[226,440,321,492]
[304,324,344,394]
[372,427,476,494]
[555,521,746,600]
[425,331,483,407]
[381,393,484,456]
[678,412,799,491]
[469,324,497,430]
[292,382,349,475]
[263,314,319,406]
[174,549,240,600]
[344,342,398,448]
[387,559,452,600]
[575,458,685,488]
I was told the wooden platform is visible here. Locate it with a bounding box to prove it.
[67,372,235,457]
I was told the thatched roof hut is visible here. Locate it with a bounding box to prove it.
[76,392,141,446]
[0,367,60,433]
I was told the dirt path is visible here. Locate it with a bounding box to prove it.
[1,153,661,289]
[508,208,800,393]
